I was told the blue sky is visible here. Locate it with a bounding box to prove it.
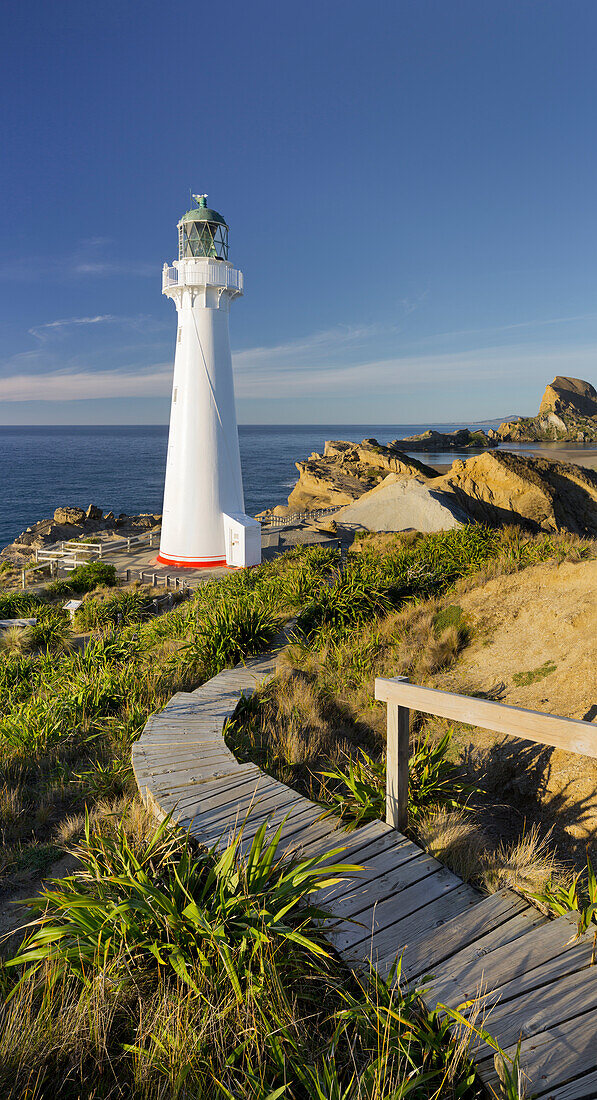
[1,0,597,425]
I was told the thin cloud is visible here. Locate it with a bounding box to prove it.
[233,322,398,371]
[418,312,597,345]
[0,253,156,282]
[1,338,592,405]
[0,366,172,402]
[232,340,597,399]
[29,315,119,339]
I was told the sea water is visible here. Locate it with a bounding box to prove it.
[0,422,584,548]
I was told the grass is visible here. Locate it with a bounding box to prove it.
[512,659,557,687]
[0,526,592,1097]
[225,526,593,897]
[1,806,504,1099]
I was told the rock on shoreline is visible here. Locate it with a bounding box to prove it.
[1,505,161,564]
[495,376,597,443]
[262,438,597,537]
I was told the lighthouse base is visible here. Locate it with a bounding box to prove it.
[156,553,228,569]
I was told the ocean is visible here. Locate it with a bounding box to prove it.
[0,422,577,549]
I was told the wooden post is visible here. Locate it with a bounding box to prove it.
[21,568,26,590]
[127,537,131,553]
[386,677,409,833]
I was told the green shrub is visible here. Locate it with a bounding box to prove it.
[433,604,463,634]
[533,853,597,952]
[74,589,148,631]
[8,814,353,997]
[43,579,73,599]
[69,560,117,592]
[409,729,477,820]
[0,592,44,618]
[320,751,386,829]
[23,611,72,654]
[318,730,476,828]
[297,567,392,639]
[183,600,280,677]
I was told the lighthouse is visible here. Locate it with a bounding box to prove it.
[157,196,260,569]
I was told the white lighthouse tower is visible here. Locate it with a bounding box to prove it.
[157,196,260,569]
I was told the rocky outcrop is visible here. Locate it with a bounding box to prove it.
[539,376,597,418]
[389,428,498,451]
[333,475,468,532]
[286,440,438,511]
[496,377,597,442]
[435,451,597,536]
[54,506,86,525]
[1,508,162,562]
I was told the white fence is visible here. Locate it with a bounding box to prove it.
[262,507,339,529]
[35,529,161,567]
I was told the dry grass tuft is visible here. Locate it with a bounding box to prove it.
[0,627,25,655]
[416,809,489,883]
[416,809,569,898]
[55,812,87,847]
[54,798,158,854]
[417,624,464,677]
[0,783,26,842]
[481,824,566,896]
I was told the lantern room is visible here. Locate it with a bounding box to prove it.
[177,194,229,260]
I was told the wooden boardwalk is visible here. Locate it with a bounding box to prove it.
[133,649,597,1099]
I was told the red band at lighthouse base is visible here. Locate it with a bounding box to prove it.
[156,552,228,569]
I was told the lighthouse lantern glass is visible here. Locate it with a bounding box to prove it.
[178,221,229,260]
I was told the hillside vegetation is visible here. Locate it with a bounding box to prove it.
[0,528,594,1097]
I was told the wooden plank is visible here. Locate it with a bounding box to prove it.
[399,889,536,984]
[323,852,444,921]
[344,883,480,973]
[536,1068,597,1099]
[470,963,597,1064]
[425,913,580,1007]
[248,812,341,860]
[199,801,331,853]
[149,763,259,789]
[273,817,377,864]
[188,789,310,836]
[162,777,302,826]
[480,1008,597,1099]
[330,865,467,952]
[151,774,280,817]
[166,773,291,816]
[156,770,280,814]
[282,818,397,863]
[386,694,409,832]
[313,836,424,908]
[374,678,597,758]
[133,742,225,763]
[150,761,260,792]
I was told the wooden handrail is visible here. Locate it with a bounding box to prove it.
[375,676,597,832]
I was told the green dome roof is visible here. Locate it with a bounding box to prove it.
[179,195,227,227]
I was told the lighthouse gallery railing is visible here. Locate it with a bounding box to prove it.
[162,264,243,293]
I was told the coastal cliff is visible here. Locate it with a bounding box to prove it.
[285,440,437,511]
[495,376,597,442]
[275,436,597,537]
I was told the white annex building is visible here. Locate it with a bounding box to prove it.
[157,196,261,570]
